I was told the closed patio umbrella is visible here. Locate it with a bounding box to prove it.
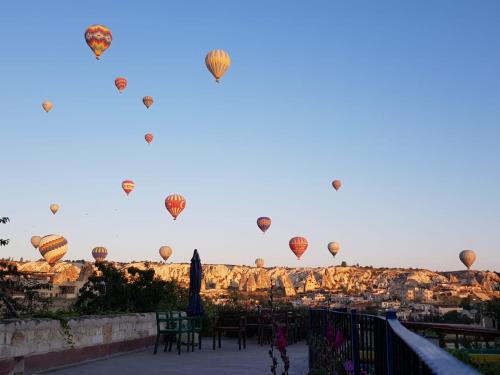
[187,249,204,316]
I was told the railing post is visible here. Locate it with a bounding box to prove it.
[350,309,360,375]
[386,310,396,375]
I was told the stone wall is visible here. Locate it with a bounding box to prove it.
[0,313,156,375]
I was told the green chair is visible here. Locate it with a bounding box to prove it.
[153,311,195,355]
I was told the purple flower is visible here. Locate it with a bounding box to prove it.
[334,330,344,349]
[275,326,287,354]
[344,359,354,372]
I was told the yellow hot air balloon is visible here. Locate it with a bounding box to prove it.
[459,250,476,270]
[159,246,173,262]
[42,101,53,113]
[255,258,264,268]
[38,234,68,266]
[50,204,59,215]
[31,236,42,249]
[205,50,231,82]
[327,242,341,257]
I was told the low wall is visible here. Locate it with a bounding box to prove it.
[0,313,156,375]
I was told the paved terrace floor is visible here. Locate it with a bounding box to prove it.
[41,340,309,375]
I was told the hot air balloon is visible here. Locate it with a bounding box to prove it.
[205,50,231,82]
[159,246,173,262]
[165,194,186,220]
[145,133,154,144]
[84,25,112,60]
[289,237,308,260]
[459,250,476,270]
[122,180,135,195]
[42,101,53,113]
[38,234,68,266]
[143,96,154,109]
[255,258,264,268]
[332,180,342,191]
[257,217,271,234]
[328,242,341,257]
[50,204,59,215]
[31,236,41,249]
[92,247,108,262]
[114,77,127,93]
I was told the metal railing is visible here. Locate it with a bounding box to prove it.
[308,309,480,375]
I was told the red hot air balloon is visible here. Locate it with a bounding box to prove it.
[332,180,342,191]
[145,133,154,144]
[122,180,135,195]
[165,194,186,220]
[257,217,271,233]
[289,237,308,260]
[114,77,127,93]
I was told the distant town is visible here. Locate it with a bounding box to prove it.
[3,258,498,330]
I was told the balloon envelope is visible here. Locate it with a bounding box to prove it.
[92,247,108,262]
[257,217,271,233]
[31,236,41,249]
[42,101,53,113]
[145,133,154,144]
[143,96,154,109]
[205,50,231,82]
[50,204,59,215]
[159,246,173,261]
[122,180,135,195]
[38,234,68,266]
[255,258,264,268]
[289,237,308,260]
[328,242,341,257]
[84,25,112,60]
[114,77,127,93]
[165,194,186,220]
[332,180,342,191]
[459,250,476,270]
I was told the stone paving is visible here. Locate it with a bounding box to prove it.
[40,340,309,375]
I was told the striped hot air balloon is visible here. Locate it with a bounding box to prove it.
[42,101,53,113]
[84,25,112,60]
[255,258,264,268]
[38,234,68,266]
[143,96,154,109]
[114,77,127,93]
[289,237,308,260]
[205,50,231,82]
[165,194,186,220]
[122,180,135,195]
[159,246,173,262]
[327,242,341,257]
[92,247,108,262]
[459,250,476,270]
[145,133,154,144]
[257,217,271,233]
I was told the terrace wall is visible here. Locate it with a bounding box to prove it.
[0,313,156,375]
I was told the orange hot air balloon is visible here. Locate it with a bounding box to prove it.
[38,234,68,266]
[42,101,53,113]
[257,217,271,234]
[332,180,342,191]
[84,25,112,60]
[114,77,127,93]
[289,236,308,260]
[50,204,59,215]
[145,133,154,144]
[165,194,186,220]
[143,96,154,109]
[205,50,231,82]
[122,180,135,195]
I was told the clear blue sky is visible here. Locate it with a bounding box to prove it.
[1,1,499,271]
